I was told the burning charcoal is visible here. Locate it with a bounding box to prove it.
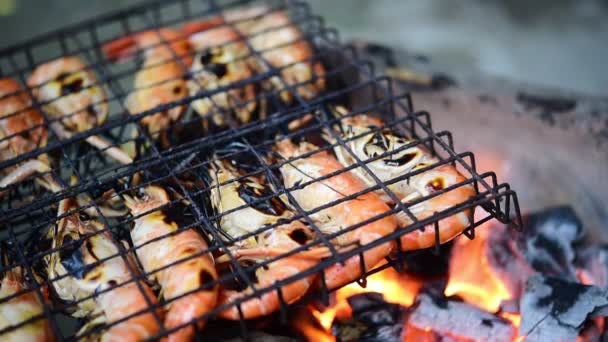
[445,206,585,312]
[349,293,405,328]
[407,291,515,342]
[397,242,452,277]
[576,245,608,288]
[521,206,584,280]
[332,292,406,342]
[445,222,531,312]
[519,275,608,341]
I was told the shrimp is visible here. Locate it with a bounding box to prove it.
[209,158,324,318]
[125,185,218,341]
[0,79,49,190]
[27,56,132,164]
[274,139,397,290]
[45,192,161,341]
[103,28,192,139]
[216,221,322,320]
[183,23,259,128]
[324,106,476,251]
[0,247,53,342]
[182,8,325,103]
[244,10,325,103]
[28,56,107,134]
[209,158,290,247]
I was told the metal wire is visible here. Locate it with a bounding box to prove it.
[0,0,523,340]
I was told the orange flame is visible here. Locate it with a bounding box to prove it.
[444,223,525,341]
[293,267,423,339]
[292,307,336,342]
[444,225,513,313]
[294,221,532,341]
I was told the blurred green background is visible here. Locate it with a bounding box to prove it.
[1,0,606,95]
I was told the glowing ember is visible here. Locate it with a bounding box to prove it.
[292,308,336,342]
[500,312,521,328]
[444,225,513,313]
[403,325,436,342]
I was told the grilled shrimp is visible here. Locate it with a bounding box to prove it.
[275,139,397,290]
[216,221,321,320]
[27,56,132,164]
[184,23,258,128]
[103,29,192,138]
[324,106,476,251]
[0,79,49,190]
[246,10,325,102]
[125,186,218,341]
[28,56,107,134]
[45,194,160,341]
[209,158,290,247]
[0,249,53,342]
[209,159,323,319]
[182,8,325,103]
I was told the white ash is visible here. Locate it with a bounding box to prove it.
[519,275,608,341]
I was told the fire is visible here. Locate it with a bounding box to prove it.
[294,222,528,341]
[500,312,521,328]
[293,266,423,339]
[314,267,423,331]
[444,225,513,313]
[292,308,336,342]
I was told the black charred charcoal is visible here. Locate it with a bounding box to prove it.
[576,245,608,288]
[455,207,586,310]
[348,292,405,327]
[519,275,608,342]
[520,206,584,280]
[396,242,452,277]
[408,291,515,342]
[480,206,584,295]
[332,292,406,342]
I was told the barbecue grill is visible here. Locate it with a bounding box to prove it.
[0,0,522,340]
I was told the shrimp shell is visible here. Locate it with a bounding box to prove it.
[245,11,325,102]
[186,25,258,128]
[0,78,46,158]
[275,140,397,290]
[0,266,53,342]
[209,159,290,246]
[126,186,218,342]
[103,29,192,137]
[27,56,108,133]
[217,221,320,319]
[46,198,160,341]
[326,107,476,251]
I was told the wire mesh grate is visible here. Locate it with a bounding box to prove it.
[0,0,522,340]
